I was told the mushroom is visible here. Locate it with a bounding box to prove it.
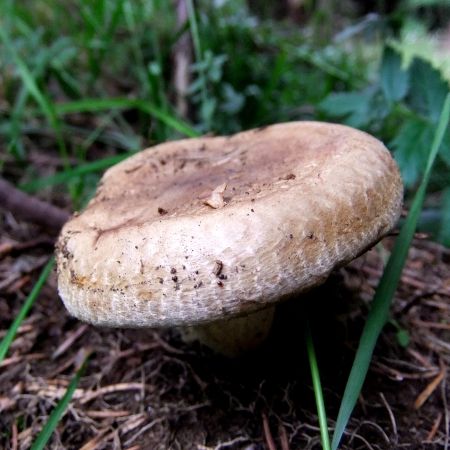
[56,122,403,356]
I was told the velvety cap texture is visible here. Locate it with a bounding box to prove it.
[56,121,403,327]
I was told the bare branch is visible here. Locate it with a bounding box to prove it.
[0,177,70,233]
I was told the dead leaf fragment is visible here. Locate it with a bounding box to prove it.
[204,183,227,209]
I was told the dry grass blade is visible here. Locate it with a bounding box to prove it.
[79,382,146,404]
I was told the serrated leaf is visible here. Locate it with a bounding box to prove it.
[390,119,434,187]
[319,89,375,128]
[380,47,409,102]
[408,58,449,121]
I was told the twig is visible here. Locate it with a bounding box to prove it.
[0,353,46,369]
[80,382,146,404]
[214,436,250,450]
[0,237,54,257]
[85,410,130,419]
[52,324,89,359]
[278,421,290,450]
[0,177,70,232]
[11,422,18,450]
[262,412,277,450]
[123,418,164,446]
[79,428,111,450]
[443,374,449,450]
[414,366,446,410]
[350,421,390,447]
[379,393,398,443]
[426,413,442,442]
[411,320,450,330]
[173,0,192,118]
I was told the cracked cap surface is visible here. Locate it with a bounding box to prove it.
[56,121,403,327]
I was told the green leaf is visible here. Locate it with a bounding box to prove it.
[380,47,409,102]
[0,258,54,364]
[331,93,450,450]
[319,89,375,128]
[396,329,410,348]
[390,119,434,187]
[438,187,450,246]
[408,58,449,122]
[30,356,88,450]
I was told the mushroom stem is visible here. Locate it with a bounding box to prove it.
[182,306,275,357]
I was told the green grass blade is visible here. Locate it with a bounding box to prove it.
[0,258,54,364]
[54,98,199,138]
[94,0,126,79]
[331,92,450,450]
[306,322,332,450]
[186,0,210,129]
[29,356,88,450]
[20,152,134,193]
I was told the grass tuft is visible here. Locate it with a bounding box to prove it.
[0,28,68,164]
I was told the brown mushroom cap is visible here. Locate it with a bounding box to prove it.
[56,121,403,328]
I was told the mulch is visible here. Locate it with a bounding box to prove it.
[0,213,449,449]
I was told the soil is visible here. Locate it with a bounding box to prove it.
[0,203,449,450]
